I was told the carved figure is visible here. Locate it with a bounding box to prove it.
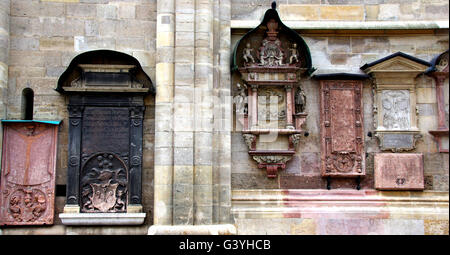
[242,43,255,64]
[259,38,284,67]
[381,90,410,130]
[295,86,306,113]
[289,43,299,64]
[235,83,248,115]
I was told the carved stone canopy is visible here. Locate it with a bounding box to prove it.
[56,50,155,95]
[361,52,430,152]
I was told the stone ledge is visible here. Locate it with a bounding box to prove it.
[231,20,449,30]
[59,213,146,225]
[148,224,237,235]
[232,189,449,220]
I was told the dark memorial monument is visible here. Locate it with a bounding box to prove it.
[0,120,60,225]
[56,50,154,225]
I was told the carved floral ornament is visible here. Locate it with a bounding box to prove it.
[232,7,313,178]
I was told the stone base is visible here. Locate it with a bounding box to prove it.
[59,213,146,225]
[148,224,237,235]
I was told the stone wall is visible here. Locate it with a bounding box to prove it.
[231,33,449,191]
[232,0,449,22]
[3,0,157,234]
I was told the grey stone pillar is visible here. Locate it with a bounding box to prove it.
[0,0,10,162]
[149,0,234,234]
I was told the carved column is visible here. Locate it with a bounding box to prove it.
[250,85,258,129]
[285,85,294,128]
[129,106,145,212]
[65,105,84,212]
[427,50,449,152]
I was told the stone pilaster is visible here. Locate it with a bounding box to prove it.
[0,0,10,165]
[150,0,234,234]
[154,0,175,225]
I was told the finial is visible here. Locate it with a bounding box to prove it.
[271,1,276,10]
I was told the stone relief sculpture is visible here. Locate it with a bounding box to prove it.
[295,86,306,113]
[242,43,255,65]
[0,122,59,225]
[81,153,128,213]
[289,43,299,65]
[381,90,410,130]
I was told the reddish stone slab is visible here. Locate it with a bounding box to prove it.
[0,122,59,225]
[374,153,424,190]
[319,80,365,177]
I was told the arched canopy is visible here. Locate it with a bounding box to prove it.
[56,50,155,94]
[231,7,314,75]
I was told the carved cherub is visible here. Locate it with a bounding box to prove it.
[295,86,306,113]
[242,43,255,64]
[289,43,299,64]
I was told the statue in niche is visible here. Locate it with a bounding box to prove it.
[243,43,255,65]
[295,86,306,113]
[289,43,299,65]
[235,82,248,115]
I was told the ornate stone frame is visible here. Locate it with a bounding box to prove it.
[361,52,430,152]
[56,51,154,225]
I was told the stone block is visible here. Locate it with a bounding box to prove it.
[118,4,136,19]
[279,5,319,21]
[320,5,364,21]
[351,37,390,54]
[39,37,74,51]
[74,36,115,52]
[66,3,97,18]
[328,37,351,53]
[317,219,384,235]
[231,173,279,189]
[290,219,317,235]
[136,4,156,21]
[10,36,39,51]
[299,152,320,175]
[374,153,424,190]
[416,88,436,104]
[424,219,449,235]
[384,219,424,235]
[378,4,400,21]
[97,4,117,19]
[365,5,379,21]
[280,175,326,189]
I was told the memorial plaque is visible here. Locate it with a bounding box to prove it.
[380,133,414,151]
[319,80,365,177]
[374,153,424,190]
[0,121,59,225]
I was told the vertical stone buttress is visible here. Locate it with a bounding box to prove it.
[151,0,233,233]
[0,1,10,159]
[154,0,175,225]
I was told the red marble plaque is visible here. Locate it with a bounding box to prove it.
[374,153,424,190]
[320,80,365,177]
[0,122,59,225]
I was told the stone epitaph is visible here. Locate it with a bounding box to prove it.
[0,121,60,225]
[361,52,430,152]
[374,153,424,190]
[233,7,313,178]
[315,75,366,178]
[56,51,153,224]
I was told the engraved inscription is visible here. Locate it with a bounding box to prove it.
[82,107,130,156]
[381,90,410,130]
[374,153,424,190]
[382,133,414,149]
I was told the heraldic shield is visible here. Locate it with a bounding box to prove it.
[80,153,128,213]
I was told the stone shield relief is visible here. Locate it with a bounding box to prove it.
[80,153,128,213]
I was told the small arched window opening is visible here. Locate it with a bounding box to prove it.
[21,88,34,120]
